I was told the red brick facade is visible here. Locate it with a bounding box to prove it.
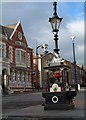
[0,21,33,94]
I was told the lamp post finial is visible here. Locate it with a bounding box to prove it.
[53,1,57,16]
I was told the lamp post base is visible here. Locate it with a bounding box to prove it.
[44,103,75,110]
[42,91,77,110]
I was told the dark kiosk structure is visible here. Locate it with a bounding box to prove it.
[42,1,77,110]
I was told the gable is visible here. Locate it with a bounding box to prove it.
[0,25,14,37]
[10,21,28,46]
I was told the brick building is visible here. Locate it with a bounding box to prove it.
[33,52,86,89]
[0,21,33,94]
[64,60,86,86]
[33,52,54,89]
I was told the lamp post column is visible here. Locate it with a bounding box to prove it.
[71,36,78,91]
[54,33,59,54]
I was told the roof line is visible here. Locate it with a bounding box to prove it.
[10,20,21,39]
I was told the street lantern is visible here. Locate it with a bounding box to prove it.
[49,15,62,33]
[36,45,42,55]
[49,2,63,54]
[36,44,48,55]
[41,44,48,55]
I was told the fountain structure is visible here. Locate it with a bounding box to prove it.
[42,1,77,110]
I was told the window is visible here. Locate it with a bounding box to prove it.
[28,53,30,67]
[2,44,6,58]
[21,51,26,64]
[25,72,28,82]
[9,46,12,62]
[16,71,20,81]
[18,32,22,40]
[16,50,20,63]
[15,41,21,45]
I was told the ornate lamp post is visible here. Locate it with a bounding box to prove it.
[35,45,42,89]
[49,2,63,55]
[35,44,48,89]
[42,2,77,110]
[71,36,78,91]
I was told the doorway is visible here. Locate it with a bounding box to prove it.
[2,69,8,94]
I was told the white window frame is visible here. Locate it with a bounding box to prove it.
[16,48,27,66]
[9,46,13,62]
[21,51,26,64]
[0,43,6,58]
[28,53,30,67]
[16,49,20,63]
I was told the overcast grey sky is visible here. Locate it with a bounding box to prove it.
[0,0,85,66]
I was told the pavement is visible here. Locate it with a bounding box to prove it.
[2,92,85,120]
[2,104,85,119]
[1,87,86,120]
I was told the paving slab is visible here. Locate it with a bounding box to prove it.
[2,103,85,120]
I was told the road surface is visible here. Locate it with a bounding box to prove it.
[1,90,86,120]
